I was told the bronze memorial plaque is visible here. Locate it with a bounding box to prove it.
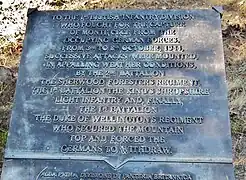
[1,9,235,179]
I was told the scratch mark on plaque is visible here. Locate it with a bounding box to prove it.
[52,72,60,79]
[36,166,48,180]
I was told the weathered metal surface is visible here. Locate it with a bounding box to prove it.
[1,9,234,179]
[1,159,235,180]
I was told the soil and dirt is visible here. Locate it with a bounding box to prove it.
[0,0,245,179]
